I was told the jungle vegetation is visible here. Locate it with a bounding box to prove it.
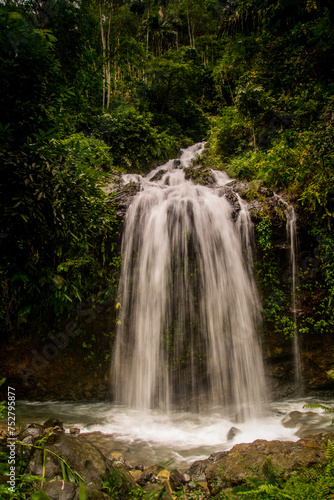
[0,0,333,338]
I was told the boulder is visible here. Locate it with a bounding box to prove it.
[227,426,242,441]
[108,459,140,496]
[69,428,80,436]
[169,468,186,490]
[43,479,77,500]
[150,170,166,182]
[27,449,62,481]
[184,165,216,186]
[44,419,64,430]
[136,464,164,486]
[43,434,110,488]
[20,423,44,441]
[205,431,334,496]
[78,484,110,499]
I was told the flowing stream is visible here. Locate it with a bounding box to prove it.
[15,398,333,470]
[112,143,267,417]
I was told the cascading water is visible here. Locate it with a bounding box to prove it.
[286,207,303,394]
[274,194,303,393]
[112,143,267,418]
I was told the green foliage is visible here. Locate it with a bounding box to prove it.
[0,378,6,419]
[0,140,120,334]
[303,403,332,413]
[0,0,333,345]
[207,109,251,162]
[93,109,179,172]
[213,443,334,499]
[56,133,113,171]
[140,52,211,142]
[255,215,272,251]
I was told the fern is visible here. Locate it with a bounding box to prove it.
[262,458,279,485]
[0,378,6,419]
[258,483,293,499]
[303,403,332,413]
[325,439,334,476]
[326,440,334,461]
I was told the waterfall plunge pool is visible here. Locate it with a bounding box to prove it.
[13,145,332,470]
[16,397,333,470]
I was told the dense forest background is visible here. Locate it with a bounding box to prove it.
[1,0,334,344]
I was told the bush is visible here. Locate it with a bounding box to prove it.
[94,109,177,172]
[56,133,113,171]
[0,140,119,335]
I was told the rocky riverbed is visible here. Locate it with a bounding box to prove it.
[1,412,334,499]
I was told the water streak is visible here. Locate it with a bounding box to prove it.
[286,207,303,394]
[112,144,267,417]
[274,194,303,393]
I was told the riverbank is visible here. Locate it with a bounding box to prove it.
[1,415,334,499]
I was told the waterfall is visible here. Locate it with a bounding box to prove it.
[274,194,303,393]
[286,207,303,394]
[112,143,267,418]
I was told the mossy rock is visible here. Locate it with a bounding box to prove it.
[184,165,215,186]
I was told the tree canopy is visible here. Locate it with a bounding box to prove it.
[0,0,333,337]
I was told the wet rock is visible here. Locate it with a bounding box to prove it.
[124,459,133,470]
[69,427,80,436]
[217,186,241,217]
[20,435,35,456]
[184,165,216,186]
[169,468,186,489]
[80,484,110,499]
[205,431,334,496]
[137,471,152,485]
[142,481,173,499]
[20,423,44,441]
[43,434,110,488]
[108,460,139,496]
[43,479,77,500]
[26,449,61,480]
[109,182,140,218]
[150,170,166,182]
[227,426,242,441]
[157,468,170,483]
[130,469,142,482]
[44,419,64,430]
[186,458,211,480]
[208,451,229,462]
[136,464,163,486]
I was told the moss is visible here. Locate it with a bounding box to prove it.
[184,165,215,186]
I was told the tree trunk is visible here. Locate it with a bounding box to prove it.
[146,8,150,55]
[186,11,192,47]
[106,2,113,110]
[99,0,106,112]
